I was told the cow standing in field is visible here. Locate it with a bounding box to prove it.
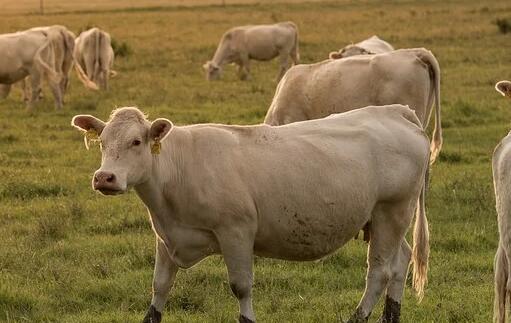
[74,27,115,90]
[72,105,430,323]
[203,22,299,81]
[28,25,98,95]
[264,48,442,164]
[0,25,98,105]
[329,35,394,59]
[0,30,62,109]
[492,80,511,323]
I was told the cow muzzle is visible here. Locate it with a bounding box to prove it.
[93,170,124,195]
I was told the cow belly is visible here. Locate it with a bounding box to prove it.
[253,208,370,261]
[162,226,219,269]
[0,68,27,84]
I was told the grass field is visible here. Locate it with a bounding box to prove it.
[1,0,511,322]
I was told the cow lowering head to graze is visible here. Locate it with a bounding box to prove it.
[0,30,62,109]
[74,27,116,91]
[4,25,99,106]
[329,35,394,59]
[29,25,98,95]
[203,21,299,81]
[265,48,442,164]
[72,104,430,323]
[492,80,511,323]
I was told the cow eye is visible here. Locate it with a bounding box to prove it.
[132,139,141,146]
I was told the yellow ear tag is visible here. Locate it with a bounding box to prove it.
[84,129,100,150]
[151,138,161,155]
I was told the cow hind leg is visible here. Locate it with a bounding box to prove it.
[378,240,412,323]
[347,202,414,323]
[276,52,290,81]
[0,84,11,99]
[494,244,509,323]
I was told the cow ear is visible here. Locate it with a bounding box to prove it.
[496,81,511,98]
[71,115,106,134]
[150,118,173,142]
[329,51,342,59]
[202,62,210,71]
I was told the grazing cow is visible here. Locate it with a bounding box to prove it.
[29,25,98,95]
[264,48,442,164]
[493,80,511,323]
[74,27,115,90]
[2,26,98,104]
[329,35,394,59]
[0,30,62,109]
[72,104,430,323]
[203,22,299,81]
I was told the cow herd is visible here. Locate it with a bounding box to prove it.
[0,25,114,109]
[3,19,510,323]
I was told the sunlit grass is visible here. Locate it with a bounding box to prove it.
[1,0,511,321]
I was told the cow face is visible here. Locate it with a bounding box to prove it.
[72,108,173,195]
[496,81,511,98]
[335,45,371,58]
[203,61,222,80]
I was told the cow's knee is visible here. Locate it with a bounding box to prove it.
[230,280,251,301]
[142,304,162,323]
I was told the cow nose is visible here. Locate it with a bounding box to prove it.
[93,171,116,188]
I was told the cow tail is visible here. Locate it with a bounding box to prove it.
[34,38,61,85]
[94,29,101,87]
[290,22,299,64]
[412,159,430,301]
[73,59,99,90]
[494,245,508,323]
[417,49,442,164]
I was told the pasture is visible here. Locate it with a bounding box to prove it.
[0,0,510,321]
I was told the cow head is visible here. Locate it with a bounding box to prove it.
[71,107,173,195]
[496,81,511,98]
[202,61,222,80]
[330,45,372,59]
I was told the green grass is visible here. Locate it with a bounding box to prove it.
[1,0,511,322]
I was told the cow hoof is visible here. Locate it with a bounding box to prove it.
[142,305,162,323]
[346,308,369,323]
[239,315,255,323]
[377,297,401,323]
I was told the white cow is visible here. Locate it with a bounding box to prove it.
[203,22,299,81]
[264,48,442,164]
[29,25,98,95]
[1,25,98,104]
[493,80,511,323]
[72,105,430,323]
[0,30,62,109]
[74,27,115,90]
[329,35,394,59]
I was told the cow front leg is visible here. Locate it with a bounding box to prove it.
[28,71,42,110]
[142,239,179,323]
[0,84,11,99]
[218,230,255,322]
[238,54,251,80]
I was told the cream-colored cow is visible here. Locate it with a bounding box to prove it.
[74,27,115,90]
[264,48,442,164]
[0,30,62,109]
[203,22,299,81]
[329,35,394,59]
[493,80,511,323]
[72,104,430,323]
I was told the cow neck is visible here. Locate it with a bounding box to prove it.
[134,127,186,218]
